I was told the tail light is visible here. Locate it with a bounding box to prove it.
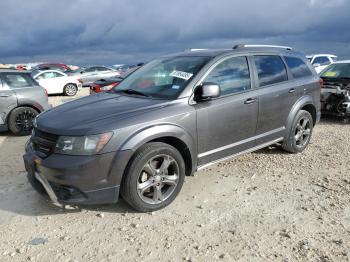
[319,78,324,89]
[101,82,119,91]
[94,85,102,93]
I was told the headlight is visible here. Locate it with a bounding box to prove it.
[55,132,113,155]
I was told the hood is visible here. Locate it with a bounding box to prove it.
[322,77,350,89]
[37,92,169,135]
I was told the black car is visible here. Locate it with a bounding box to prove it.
[320,61,350,121]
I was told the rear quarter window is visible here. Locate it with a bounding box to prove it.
[254,55,288,87]
[284,56,313,78]
[2,73,36,88]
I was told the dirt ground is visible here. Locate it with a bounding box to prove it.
[0,88,350,262]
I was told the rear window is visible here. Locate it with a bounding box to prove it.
[2,73,36,88]
[312,56,330,66]
[254,55,288,87]
[284,56,313,78]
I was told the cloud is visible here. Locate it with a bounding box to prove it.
[0,0,349,65]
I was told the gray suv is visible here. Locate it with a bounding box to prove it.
[0,70,50,135]
[24,45,321,212]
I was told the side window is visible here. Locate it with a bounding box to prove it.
[3,73,34,88]
[313,57,331,66]
[204,56,251,96]
[84,67,96,73]
[254,55,288,87]
[42,72,57,79]
[96,67,109,71]
[284,56,313,78]
[53,72,64,77]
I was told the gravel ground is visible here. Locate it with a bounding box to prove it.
[0,88,349,262]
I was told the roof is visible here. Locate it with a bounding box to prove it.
[0,69,30,73]
[334,60,350,64]
[306,54,337,58]
[166,46,301,59]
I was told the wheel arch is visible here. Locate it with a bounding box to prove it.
[6,104,41,124]
[286,96,317,133]
[120,124,197,177]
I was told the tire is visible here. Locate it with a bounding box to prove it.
[8,107,38,136]
[121,142,186,212]
[282,110,313,153]
[63,83,78,96]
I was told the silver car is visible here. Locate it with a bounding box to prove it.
[72,66,120,87]
[0,70,51,135]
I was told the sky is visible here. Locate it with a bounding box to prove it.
[1,0,350,66]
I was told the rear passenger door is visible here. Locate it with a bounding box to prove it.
[253,55,299,144]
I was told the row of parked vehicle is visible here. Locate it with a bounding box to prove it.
[0,62,144,96]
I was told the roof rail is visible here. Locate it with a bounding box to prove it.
[233,44,293,50]
[184,48,209,52]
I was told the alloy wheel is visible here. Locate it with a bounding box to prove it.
[65,84,77,96]
[15,110,36,132]
[137,154,179,205]
[294,117,311,147]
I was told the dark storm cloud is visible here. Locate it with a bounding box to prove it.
[1,0,349,65]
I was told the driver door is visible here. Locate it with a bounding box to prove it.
[195,56,259,167]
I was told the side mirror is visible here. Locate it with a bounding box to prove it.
[313,63,321,68]
[194,83,220,101]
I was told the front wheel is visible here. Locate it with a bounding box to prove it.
[282,110,313,153]
[121,142,186,212]
[63,83,78,96]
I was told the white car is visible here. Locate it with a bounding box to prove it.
[306,54,338,74]
[33,70,82,96]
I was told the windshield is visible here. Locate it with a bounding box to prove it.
[321,63,350,78]
[113,56,210,99]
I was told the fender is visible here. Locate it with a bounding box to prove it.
[121,123,197,158]
[107,123,197,186]
[285,95,315,133]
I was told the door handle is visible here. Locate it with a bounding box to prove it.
[0,94,10,97]
[244,98,257,104]
[288,88,296,93]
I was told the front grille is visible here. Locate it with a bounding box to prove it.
[31,128,59,158]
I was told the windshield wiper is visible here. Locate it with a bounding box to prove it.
[116,89,151,98]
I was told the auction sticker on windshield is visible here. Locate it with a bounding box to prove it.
[170,70,193,80]
[323,71,338,77]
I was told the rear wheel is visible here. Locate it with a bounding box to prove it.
[63,83,77,96]
[282,110,313,153]
[121,142,185,212]
[8,107,38,136]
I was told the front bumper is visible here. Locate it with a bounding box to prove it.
[23,141,133,206]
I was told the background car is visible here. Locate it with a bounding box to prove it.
[90,76,123,94]
[0,70,50,135]
[70,66,119,87]
[90,65,142,94]
[33,70,82,96]
[320,60,350,120]
[307,54,338,74]
[32,63,71,72]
